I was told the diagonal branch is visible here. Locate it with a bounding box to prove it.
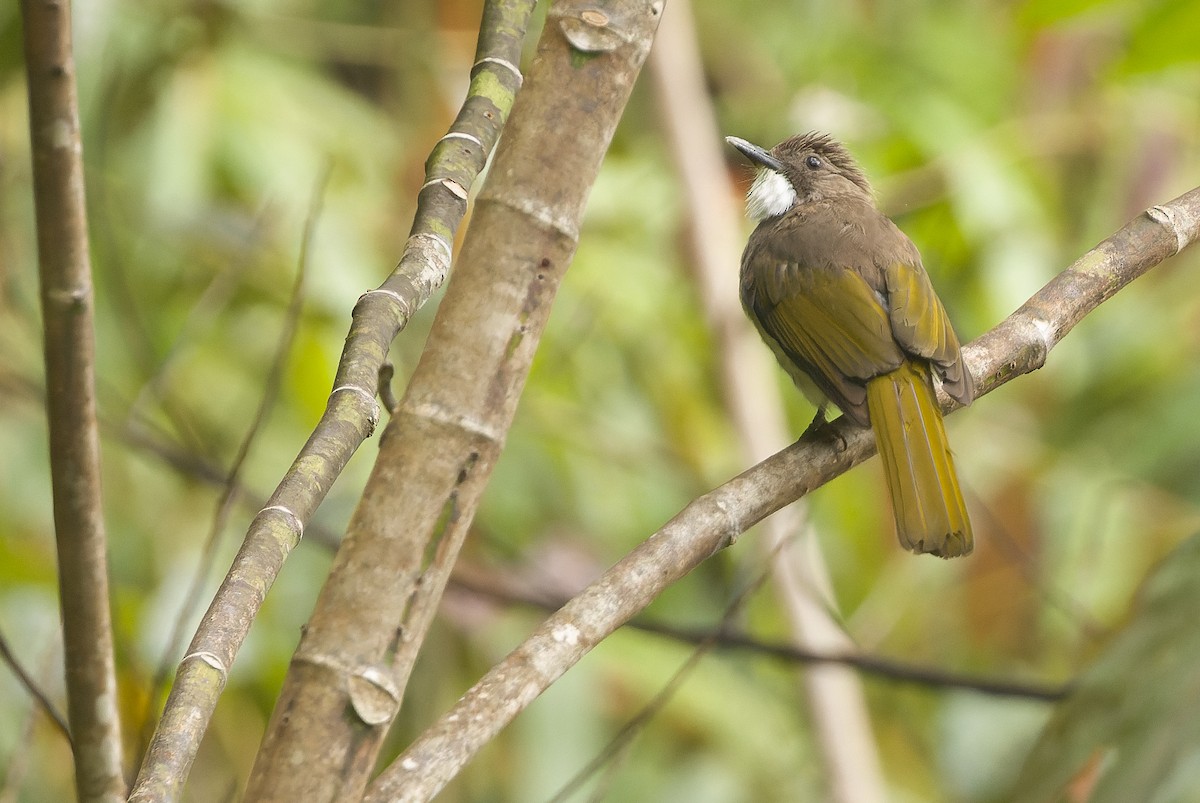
[244,1,664,799]
[0,628,71,743]
[137,167,329,759]
[547,558,778,803]
[20,0,125,799]
[368,185,1200,801]
[128,2,535,799]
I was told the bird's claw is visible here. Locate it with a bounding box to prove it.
[796,405,845,451]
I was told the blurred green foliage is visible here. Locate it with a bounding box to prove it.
[1010,531,1200,802]
[1,0,1200,800]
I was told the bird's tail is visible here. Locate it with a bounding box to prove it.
[866,361,972,558]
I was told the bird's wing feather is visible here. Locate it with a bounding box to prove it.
[881,257,975,406]
[743,258,903,425]
[740,200,974,421]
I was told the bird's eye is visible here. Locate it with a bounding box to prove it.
[805,155,822,170]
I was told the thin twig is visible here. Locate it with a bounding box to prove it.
[372,185,1200,799]
[0,628,71,742]
[635,623,1069,702]
[450,570,1068,702]
[0,639,65,803]
[122,210,270,461]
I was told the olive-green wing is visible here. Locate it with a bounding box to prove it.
[881,258,974,406]
[743,260,904,425]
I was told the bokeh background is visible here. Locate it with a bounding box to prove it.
[2,0,1200,800]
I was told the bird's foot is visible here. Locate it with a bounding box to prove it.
[799,405,848,451]
[800,405,828,438]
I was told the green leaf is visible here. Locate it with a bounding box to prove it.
[1121,0,1200,72]
[1018,0,1129,27]
[1009,532,1200,801]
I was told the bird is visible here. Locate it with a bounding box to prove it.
[727,132,975,558]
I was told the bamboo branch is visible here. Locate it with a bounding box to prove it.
[368,185,1200,800]
[20,1,125,799]
[137,168,329,759]
[244,1,663,799]
[127,3,534,799]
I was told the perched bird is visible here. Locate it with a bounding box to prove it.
[727,132,975,558]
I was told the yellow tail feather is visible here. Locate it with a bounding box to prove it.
[866,362,972,558]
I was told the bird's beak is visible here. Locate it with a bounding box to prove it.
[726,136,785,172]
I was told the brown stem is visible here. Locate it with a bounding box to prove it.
[20,1,126,800]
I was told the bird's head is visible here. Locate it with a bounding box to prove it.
[726,132,873,221]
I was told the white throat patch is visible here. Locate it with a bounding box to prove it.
[745,169,796,221]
